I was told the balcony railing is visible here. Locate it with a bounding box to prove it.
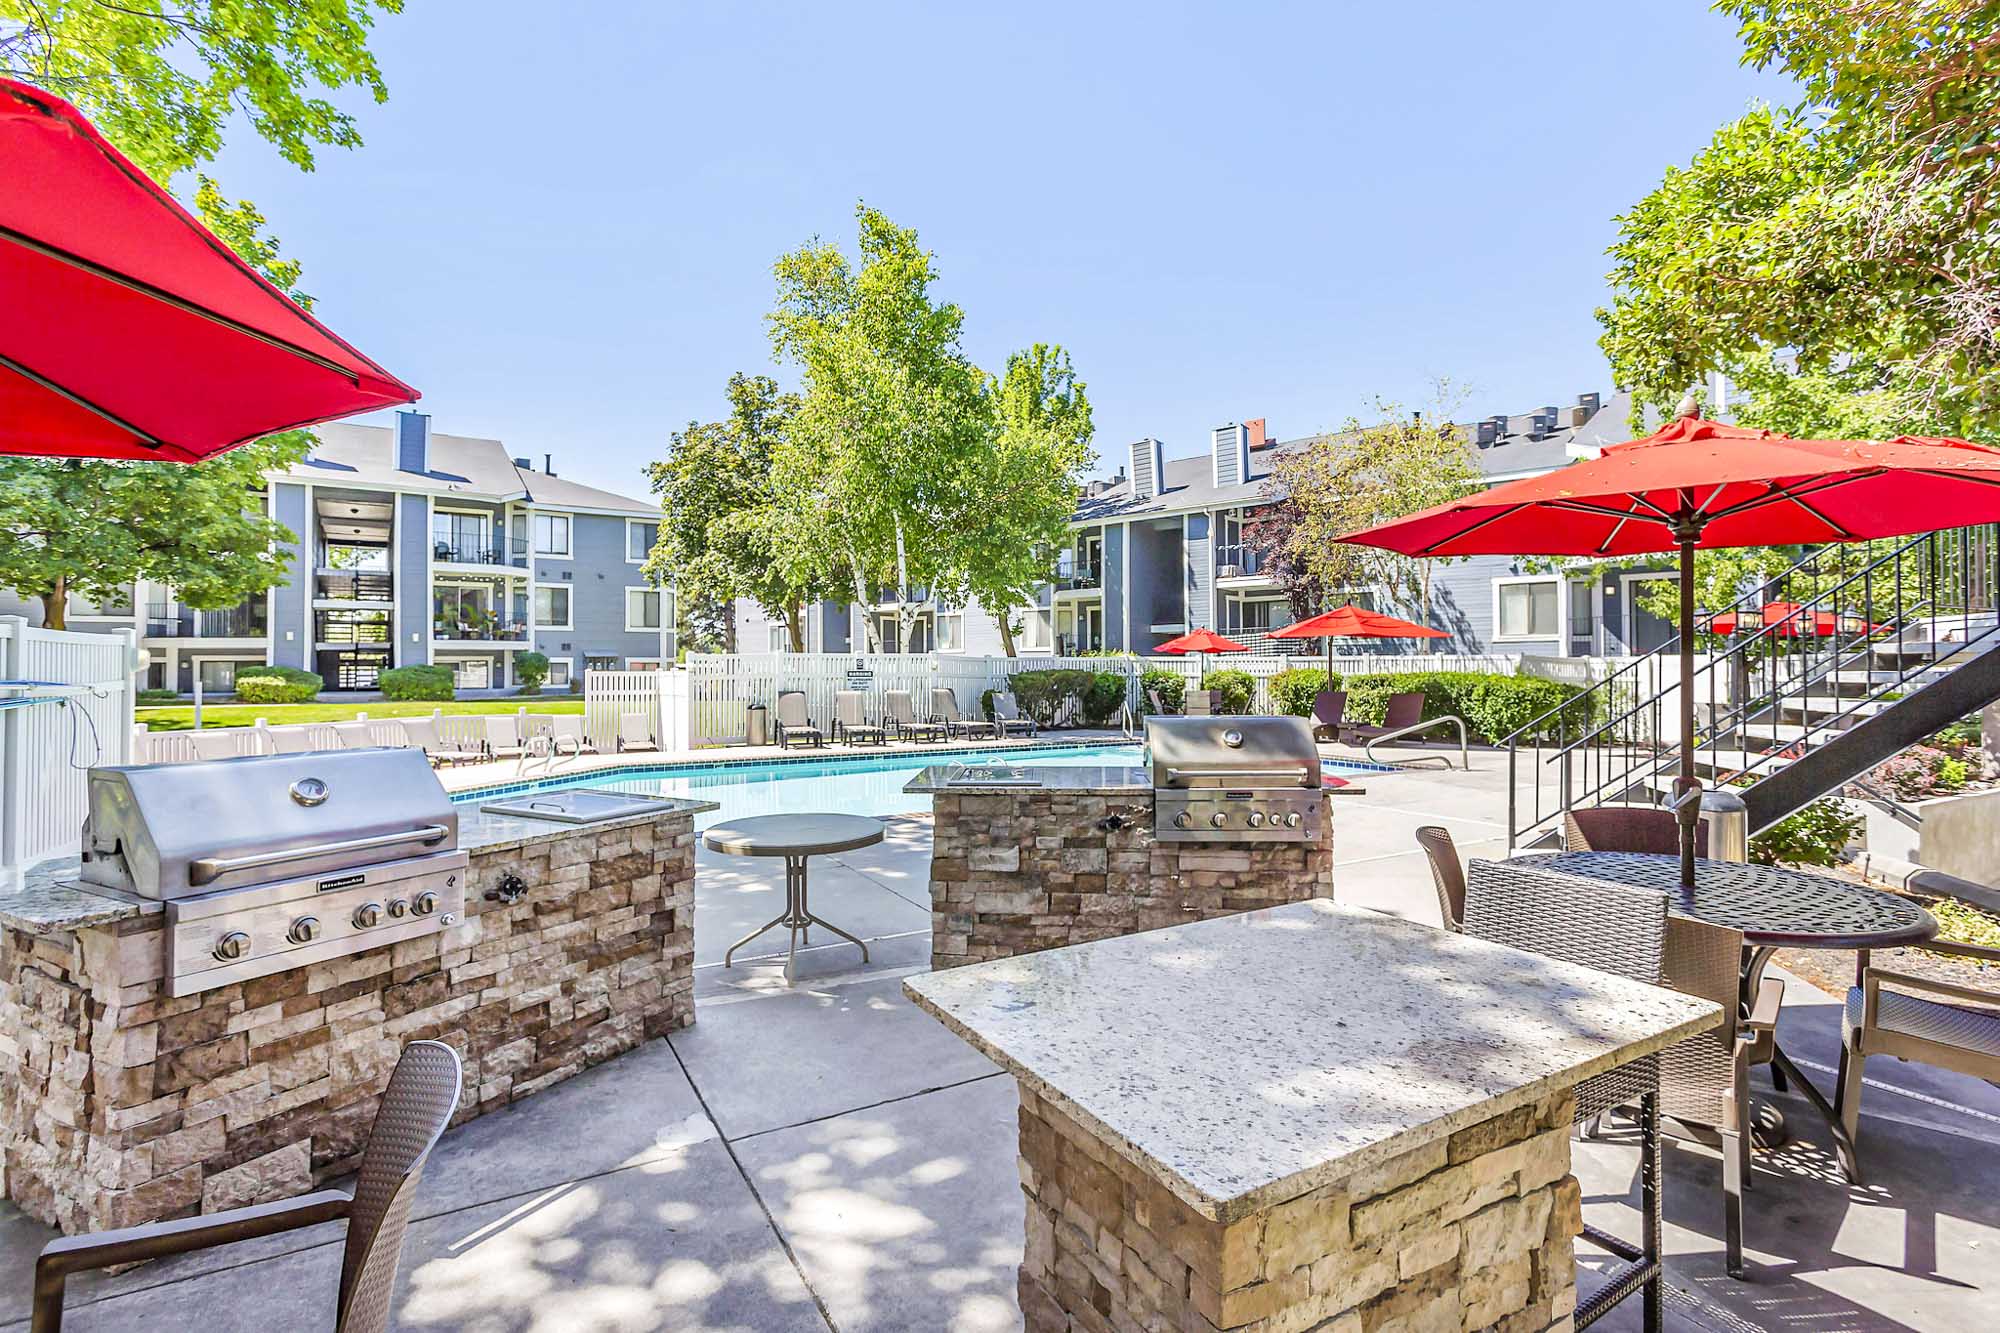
[1213,544,1267,579]
[196,605,267,638]
[432,618,530,643]
[316,570,394,602]
[316,614,391,646]
[1056,559,1102,591]
[432,537,528,567]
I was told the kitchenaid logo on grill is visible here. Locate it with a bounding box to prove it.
[317,873,366,893]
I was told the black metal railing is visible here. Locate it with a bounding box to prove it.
[1213,543,1265,578]
[1504,524,2000,848]
[432,537,528,566]
[1055,559,1102,591]
[196,604,268,638]
[316,570,393,602]
[315,613,391,646]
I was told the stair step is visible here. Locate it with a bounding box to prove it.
[1773,695,1893,720]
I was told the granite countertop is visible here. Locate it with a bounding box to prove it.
[0,798,717,936]
[905,899,1720,1223]
[903,764,1150,795]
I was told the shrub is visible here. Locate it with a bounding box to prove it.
[1269,667,1337,717]
[136,687,180,705]
[233,665,322,704]
[1202,668,1254,715]
[1008,668,1129,726]
[1341,670,1585,742]
[1082,670,1129,726]
[1869,744,1974,801]
[980,687,998,722]
[379,665,455,702]
[515,652,550,695]
[1750,797,1862,869]
[1139,667,1185,714]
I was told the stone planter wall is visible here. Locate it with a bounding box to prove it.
[0,815,696,1234]
[928,791,1331,970]
[1016,1081,1581,1333]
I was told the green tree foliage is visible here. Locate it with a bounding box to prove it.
[643,374,841,652]
[1600,1,2000,434]
[514,652,550,693]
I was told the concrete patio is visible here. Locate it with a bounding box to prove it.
[2,775,1995,1331]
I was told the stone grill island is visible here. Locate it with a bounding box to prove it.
[0,793,710,1234]
[907,901,1720,1333]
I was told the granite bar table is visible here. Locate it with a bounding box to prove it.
[906,763,1333,970]
[0,797,713,1233]
[907,899,1720,1333]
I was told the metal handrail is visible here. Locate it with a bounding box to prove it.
[1364,714,1469,769]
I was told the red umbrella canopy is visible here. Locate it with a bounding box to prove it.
[1155,628,1250,655]
[1271,605,1447,641]
[0,79,418,463]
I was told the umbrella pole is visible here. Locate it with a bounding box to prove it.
[1673,526,1702,892]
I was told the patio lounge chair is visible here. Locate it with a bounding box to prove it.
[264,724,315,754]
[774,690,824,749]
[1464,858,1670,1331]
[330,720,381,750]
[617,711,658,752]
[1146,687,1171,716]
[991,691,1037,737]
[547,714,597,757]
[885,690,945,743]
[831,690,886,746]
[1413,825,1464,932]
[32,1041,461,1333]
[399,717,482,767]
[1340,690,1425,745]
[1310,689,1347,741]
[185,728,243,761]
[482,714,529,760]
[1565,806,1708,856]
[931,687,997,740]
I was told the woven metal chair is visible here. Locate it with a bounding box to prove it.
[1413,825,1465,931]
[1464,860,1670,1333]
[34,1041,462,1333]
[1564,806,1708,856]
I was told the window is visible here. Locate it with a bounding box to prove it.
[533,585,572,629]
[1497,579,1560,639]
[937,612,965,652]
[546,658,572,688]
[624,587,663,631]
[627,520,659,563]
[768,624,789,653]
[627,658,662,672]
[447,658,491,689]
[432,511,488,562]
[532,513,571,557]
[1019,607,1052,651]
[197,659,253,693]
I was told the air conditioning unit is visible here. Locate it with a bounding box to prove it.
[1216,564,1242,580]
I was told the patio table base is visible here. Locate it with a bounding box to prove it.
[723,853,870,984]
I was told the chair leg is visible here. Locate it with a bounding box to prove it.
[1641,1090,1663,1333]
[1835,1041,1865,1176]
[1768,1060,1789,1093]
[1719,1123,1745,1280]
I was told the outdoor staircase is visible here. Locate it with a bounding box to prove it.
[1505,524,2000,850]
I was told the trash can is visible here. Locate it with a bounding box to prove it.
[1701,788,1750,863]
[745,703,769,748]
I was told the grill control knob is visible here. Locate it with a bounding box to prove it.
[387,899,409,919]
[1282,811,1303,829]
[213,931,251,962]
[1245,811,1267,828]
[287,916,321,945]
[413,891,439,917]
[351,902,383,929]
[1172,811,1194,830]
[1209,811,1229,828]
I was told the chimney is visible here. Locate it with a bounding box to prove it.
[1244,418,1269,450]
[1129,439,1163,500]
[542,452,556,477]
[395,410,431,475]
[1475,419,1498,448]
[1212,423,1249,488]
[1578,390,1602,415]
[512,456,533,471]
[1486,414,1510,444]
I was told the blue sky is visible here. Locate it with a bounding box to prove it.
[211,2,1792,497]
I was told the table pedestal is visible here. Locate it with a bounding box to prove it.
[723,853,869,984]
[1014,1082,1583,1333]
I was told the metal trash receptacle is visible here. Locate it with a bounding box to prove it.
[1701,788,1750,862]
[745,703,769,747]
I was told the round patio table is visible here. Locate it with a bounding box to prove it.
[705,813,884,985]
[1519,850,1936,1175]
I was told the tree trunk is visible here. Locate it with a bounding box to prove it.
[893,517,920,653]
[786,601,806,653]
[997,613,1018,658]
[40,575,67,631]
[847,550,882,653]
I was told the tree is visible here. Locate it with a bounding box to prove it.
[1600,2,2000,434]
[1252,389,1482,617]
[642,374,842,652]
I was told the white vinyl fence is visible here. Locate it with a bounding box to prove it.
[132,708,535,766]
[0,618,137,870]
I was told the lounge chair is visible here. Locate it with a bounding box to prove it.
[482,714,529,760]
[774,690,823,749]
[931,687,997,740]
[830,690,885,746]
[1146,688,1171,716]
[185,728,243,761]
[1413,825,1464,932]
[329,720,381,750]
[1340,690,1425,745]
[547,714,597,757]
[1565,805,1708,856]
[885,690,945,743]
[398,717,482,766]
[265,724,315,754]
[617,711,658,752]
[991,691,1037,737]
[1310,690,1347,741]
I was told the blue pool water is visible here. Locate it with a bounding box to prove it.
[456,743,1382,830]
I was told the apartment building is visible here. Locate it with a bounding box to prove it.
[737,391,1675,659]
[4,411,673,693]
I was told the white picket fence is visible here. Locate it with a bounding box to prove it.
[132,709,525,766]
[1,618,137,870]
[583,670,690,755]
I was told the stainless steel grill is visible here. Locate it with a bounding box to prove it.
[1147,715,1326,842]
[80,748,468,997]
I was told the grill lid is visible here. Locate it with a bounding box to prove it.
[1146,715,1321,789]
[81,747,458,899]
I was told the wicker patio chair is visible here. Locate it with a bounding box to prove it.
[1413,825,1465,931]
[991,691,1038,737]
[831,690,886,746]
[1837,937,2000,1183]
[617,711,657,752]
[884,690,946,743]
[774,690,824,749]
[1564,806,1709,856]
[1340,690,1424,745]
[33,1041,462,1333]
[1464,859,1670,1333]
[930,687,998,740]
[1311,690,1347,741]
[399,717,483,767]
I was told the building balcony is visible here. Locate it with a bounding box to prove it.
[1213,544,1275,584]
[316,569,394,603]
[432,619,531,644]
[185,604,267,638]
[432,538,529,569]
[1054,562,1102,594]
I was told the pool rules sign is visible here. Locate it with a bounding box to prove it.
[845,663,874,690]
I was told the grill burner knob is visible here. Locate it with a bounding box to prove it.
[352,902,383,929]
[413,892,438,917]
[387,899,409,919]
[213,931,250,962]
[287,916,321,945]
[1209,811,1228,828]
[1282,811,1303,829]
[1245,811,1267,828]
[1172,811,1194,830]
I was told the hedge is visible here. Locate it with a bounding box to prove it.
[233,665,322,705]
[1008,668,1130,727]
[136,687,180,705]
[1341,671,1585,742]
[379,665,456,702]
[1138,667,1185,713]
[515,651,551,694]
[1202,668,1254,715]
[1269,667,1338,717]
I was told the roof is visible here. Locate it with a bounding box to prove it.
[283,421,658,516]
[1073,391,1642,525]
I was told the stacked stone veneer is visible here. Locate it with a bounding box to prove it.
[1016,1082,1582,1333]
[0,816,695,1234]
[929,791,1331,970]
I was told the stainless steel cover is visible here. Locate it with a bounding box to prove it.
[479,788,680,823]
[1146,715,1321,789]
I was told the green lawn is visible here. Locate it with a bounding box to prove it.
[136,698,585,732]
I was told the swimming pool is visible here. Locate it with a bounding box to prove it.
[455,743,1385,830]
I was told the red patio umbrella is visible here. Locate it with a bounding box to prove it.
[0,78,417,462]
[1338,412,2000,887]
[1270,604,1447,681]
[1154,628,1250,655]
[1706,601,1884,638]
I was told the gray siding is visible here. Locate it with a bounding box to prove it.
[396,493,430,666]
[531,513,664,679]
[1101,523,1127,649]
[1124,522,1178,649]
[1185,512,1212,630]
[271,483,310,669]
